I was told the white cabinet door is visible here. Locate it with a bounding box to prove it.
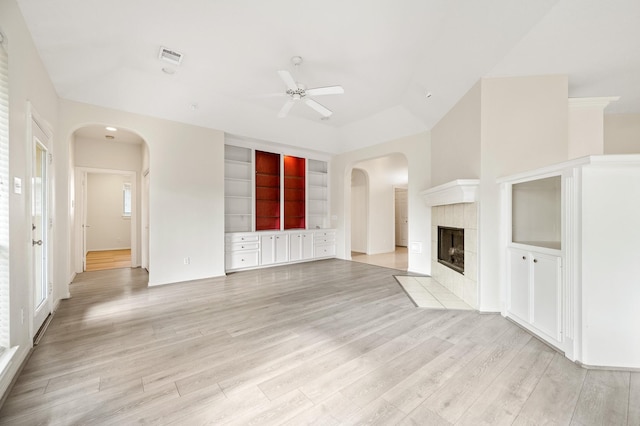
[301,232,314,260]
[261,234,275,265]
[508,248,530,321]
[531,253,562,341]
[290,232,314,261]
[274,234,289,264]
[290,233,302,262]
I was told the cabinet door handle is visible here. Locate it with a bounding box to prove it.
[522,256,526,260]
[533,259,538,263]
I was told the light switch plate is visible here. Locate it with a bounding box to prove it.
[13,177,22,194]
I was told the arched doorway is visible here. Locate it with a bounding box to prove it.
[348,154,408,270]
[71,125,149,273]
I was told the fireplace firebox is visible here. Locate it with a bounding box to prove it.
[437,226,464,274]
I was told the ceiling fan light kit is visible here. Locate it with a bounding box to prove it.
[275,56,344,119]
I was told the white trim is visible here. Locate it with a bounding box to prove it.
[74,167,138,273]
[421,179,479,207]
[568,96,619,109]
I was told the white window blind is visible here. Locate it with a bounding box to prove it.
[0,32,10,350]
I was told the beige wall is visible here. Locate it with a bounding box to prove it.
[0,0,60,398]
[604,113,640,154]
[331,132,431,274]
[59,100,226,287]
[86,173,132,251]
[479,75,568,311]
[431,82,481,186]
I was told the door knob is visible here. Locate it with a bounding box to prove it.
[32,240,43,246]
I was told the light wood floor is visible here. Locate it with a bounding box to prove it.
[1,260,637,425]
[351,246,408,270]
[85,249,131,272]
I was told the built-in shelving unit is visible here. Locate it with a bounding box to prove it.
[224,145,253,233]
[255,150,281,231]
[284,156,305,230]
[307,159,328,229]
[224,138,334,273]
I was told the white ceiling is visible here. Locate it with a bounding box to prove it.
[16,0,640,154]
[74,125,144,145]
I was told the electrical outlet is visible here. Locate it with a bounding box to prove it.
[183,257,190,265]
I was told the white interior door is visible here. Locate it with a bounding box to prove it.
[395,188,408,247]
[32,128,51,336]
[142,170,149,271]
[82,171,88,271]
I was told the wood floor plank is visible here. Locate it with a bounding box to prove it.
[413,326,532,423]
[629,373,640,426]
[0,260,633,425]
[340,336,453,408]
[455,337,556,425]
[571,370,630,426]
[381,338,485,414]
[342,397,408,425]
[513,353,588,426]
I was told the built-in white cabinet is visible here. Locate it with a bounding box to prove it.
[507,247,562,346]
[224,233,259,270]
[290,231,314,262]
[260,233,289,265]
[501,155,640,370]
[225,229,336,272]
[314,230,336,258]
[224,141,330,233]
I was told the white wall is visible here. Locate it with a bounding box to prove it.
[59,100,226,287]
[580,165,640,368]
[430,82,481,186]
[568,100,605,159]
[350,168,367,253]
[86,173,132,251]
[604,113,640,154]
[479,75,569,311]
[0,0,60,398]
[331,132,431,274]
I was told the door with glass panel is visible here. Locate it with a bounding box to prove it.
[32,127,51,337]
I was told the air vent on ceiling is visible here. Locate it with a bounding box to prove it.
[158,46,183,65]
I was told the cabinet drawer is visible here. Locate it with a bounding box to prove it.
[314,236,335,244]
[225,234,259,243]
[314,243,336,258]
[226,242,259,252]
[226,250,259,270]
[314,230,335,239]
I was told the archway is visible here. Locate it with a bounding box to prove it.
[348,153,408,270]
[70,125,149,274]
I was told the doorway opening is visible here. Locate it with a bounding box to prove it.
[71,125,148,276]
[83,172,134,271]
[349,154,408,271]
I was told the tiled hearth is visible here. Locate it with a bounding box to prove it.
[431,203,478,308]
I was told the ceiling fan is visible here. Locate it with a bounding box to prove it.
[276,56,344,119]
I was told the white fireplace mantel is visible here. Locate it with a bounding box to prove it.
[421,179,479,207]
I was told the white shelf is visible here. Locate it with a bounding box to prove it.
[225,145,253,232]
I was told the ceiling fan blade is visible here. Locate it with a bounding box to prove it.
[305,99,332,117]
[277,70,298,91]
[305,86,344,96]
[278,100,295,118]
[253,92,287,99]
